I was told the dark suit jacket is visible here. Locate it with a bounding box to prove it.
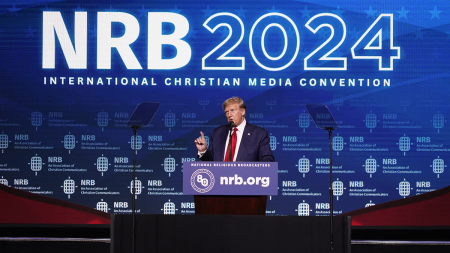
[199,122,275,162]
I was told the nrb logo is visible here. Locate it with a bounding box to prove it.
[190,169,215,193]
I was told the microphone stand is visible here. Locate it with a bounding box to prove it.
[125,101,160,253]
[131,125,140,253]
[305,103,337,253]
[325,126,334,253]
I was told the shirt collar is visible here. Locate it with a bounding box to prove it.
[236,119,246,132]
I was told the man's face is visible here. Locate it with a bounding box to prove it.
[224,103,245,126]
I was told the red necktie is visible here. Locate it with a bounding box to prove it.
[224,127,238,161]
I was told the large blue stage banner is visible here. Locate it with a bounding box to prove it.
[0,0,449,219]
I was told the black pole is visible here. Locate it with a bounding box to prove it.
[325,127,334,253]
[227,121,235,161]
[228,129,233,161]
[131,125,140,253]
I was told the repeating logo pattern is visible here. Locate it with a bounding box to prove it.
[30,155,43,176]
[62,177,76,199]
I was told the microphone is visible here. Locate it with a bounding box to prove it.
[228,121,235,129]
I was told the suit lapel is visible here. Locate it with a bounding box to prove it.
[236,124,250,161]
[219,127,228,161]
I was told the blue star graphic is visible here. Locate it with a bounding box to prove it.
[349,27,360,40]
[202,5,215,18]
[137,5,150,18]
[432,48,441,59]
[73,5,85,12]
[170,5,182,14]
[219,27,230,39]
[300,6,312,19]
[25,27,37,37]
[336,45,347,57]
[286,27,296,38]
[252,27,263,38]
[429,6,442,19]
[364,6,377,19]
[332,6,345,17]
[382,28,390,40]
[104,5,117,12]
[88,27,97,39]
[397,6,410,20]
[235,5,247,18]
[187,29,198,39]
[317,28,330,40]
[414,29,424,40]
[299,47,309,58]
[41,5,53,12]
[7,4,21,16]
[267,6,280,13]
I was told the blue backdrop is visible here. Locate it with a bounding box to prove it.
[0,0,449,219]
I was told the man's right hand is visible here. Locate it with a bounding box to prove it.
[194,131,207,152]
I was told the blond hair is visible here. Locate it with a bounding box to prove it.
[222,97,246,110]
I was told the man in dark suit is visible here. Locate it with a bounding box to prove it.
[194,97,274,162]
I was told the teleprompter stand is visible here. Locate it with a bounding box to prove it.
[306,103,339,253]
[127,102,160,253]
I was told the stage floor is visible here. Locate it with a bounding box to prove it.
[2,237,450,253]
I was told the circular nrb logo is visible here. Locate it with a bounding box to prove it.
[190,169,215,193]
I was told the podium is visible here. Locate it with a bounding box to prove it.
[183,162,278,215]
